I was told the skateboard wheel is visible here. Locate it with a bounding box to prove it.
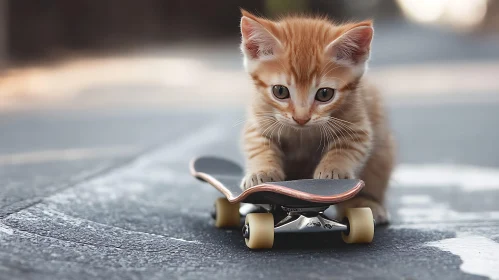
[341,207,374,244]
[244,213,274,249]
[214,198,240,228]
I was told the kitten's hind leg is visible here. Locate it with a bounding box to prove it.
[338,134,395,225]
[335,196,390,225]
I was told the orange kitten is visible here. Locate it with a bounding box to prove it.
[238,10,395,224]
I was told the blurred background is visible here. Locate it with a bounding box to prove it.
[1,2,499,279]
[0,0,498,111]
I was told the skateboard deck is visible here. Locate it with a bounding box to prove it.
[190,156,365,207]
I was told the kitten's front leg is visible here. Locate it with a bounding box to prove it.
[313,149,360,180]
[313,121,372,180]
[313,143,389,224]
[241,164,285,190]
[241,123,285,190]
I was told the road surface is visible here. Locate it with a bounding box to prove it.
[1,19,499,280]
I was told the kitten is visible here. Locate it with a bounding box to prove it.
[238,10,396,224]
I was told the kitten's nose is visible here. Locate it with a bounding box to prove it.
[293,117,311,125]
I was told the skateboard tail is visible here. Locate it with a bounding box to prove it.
[190,158,239,200]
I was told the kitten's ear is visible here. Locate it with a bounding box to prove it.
[240,10,282,61]
[325,22,374,67]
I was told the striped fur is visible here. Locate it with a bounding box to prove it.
[239,10,395,224]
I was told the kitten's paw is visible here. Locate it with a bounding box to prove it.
[240,169,284,190]
[335,196,390,225]
[313,164,354,180]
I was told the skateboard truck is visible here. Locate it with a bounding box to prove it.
[242,206,348,235]
[274,211,348,233]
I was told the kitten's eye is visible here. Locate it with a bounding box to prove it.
[315,88,335,102]
[272,85,290,99]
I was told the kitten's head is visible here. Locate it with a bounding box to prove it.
[240,10,373,128]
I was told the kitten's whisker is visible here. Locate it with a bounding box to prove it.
[317,124,324,152]
[324,122,341,154]
[332,119,369,142]
[261,120,279,139]
[321,123,331,152]
[277,123,284,145]
[231,118,248,127]
[264,120,280,139]
[263,125,277,149]
[321,124,329,151]
[326,124,338,154]
[248,119,274,131]
[268,122,281,148]
[255,117,275,124]
[254,116,277,122]
[319,65,343,82]
[328,116,369,136]
[259,121,274,135]
[332,121,363,143]
[231,115,274,128]
[327,116,359,127]
[321,60,335,70]
[320,124,328,154]
[243,122,260,130]
[253,113,276,117]
[319,65,343,81]
[319,61,339,76]
[320,125,326,154]
[327,119,356,144]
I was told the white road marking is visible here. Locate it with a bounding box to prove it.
[3,122,499,276]
[0,223,14,235]
[0,146,141,166]
[169,238,202,244]
[397,206,499,224]
[427,235,499,280]
[1,122,227,248]
[393,173,499,279]
[371,61,499,96]
[393,163,499,191]
[399,195,432,205]
[47,122,227,204]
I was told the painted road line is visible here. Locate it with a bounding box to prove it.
[0,121,227,246]
[0,146,141,166]
[392,165,499,280]
[428,235,499,280]
[393,163,499,191]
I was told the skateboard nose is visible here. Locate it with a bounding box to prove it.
[293,117,311,126]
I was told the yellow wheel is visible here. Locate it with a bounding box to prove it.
[341,207,375,244]
[243,213,274,249]
[213,198,240,228]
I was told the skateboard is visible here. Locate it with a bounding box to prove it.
[190,156,375,249]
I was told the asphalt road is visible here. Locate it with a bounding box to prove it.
[0,101,498,280]
[1,20,499,280]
